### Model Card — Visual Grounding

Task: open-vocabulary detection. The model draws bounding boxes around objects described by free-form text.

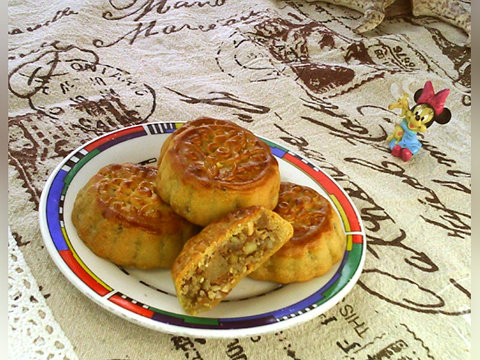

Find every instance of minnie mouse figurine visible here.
[386,81,451,161]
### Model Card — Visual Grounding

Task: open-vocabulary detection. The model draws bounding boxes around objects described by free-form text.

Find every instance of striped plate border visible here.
[43,122,365,330]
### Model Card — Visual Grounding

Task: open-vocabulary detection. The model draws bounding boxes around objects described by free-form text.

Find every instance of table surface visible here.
[8,1,471,359]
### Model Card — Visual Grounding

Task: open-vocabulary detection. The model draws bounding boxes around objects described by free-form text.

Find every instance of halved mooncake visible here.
[171,206,293,315]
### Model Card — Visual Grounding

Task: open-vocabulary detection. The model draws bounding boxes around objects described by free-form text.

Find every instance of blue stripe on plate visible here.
[46,169,69,251]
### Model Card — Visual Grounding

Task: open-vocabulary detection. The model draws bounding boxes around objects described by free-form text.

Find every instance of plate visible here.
[39,122,366,338]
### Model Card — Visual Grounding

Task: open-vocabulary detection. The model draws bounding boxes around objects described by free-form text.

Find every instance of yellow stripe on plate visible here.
[346,234,353,251]
[329,194,351,233]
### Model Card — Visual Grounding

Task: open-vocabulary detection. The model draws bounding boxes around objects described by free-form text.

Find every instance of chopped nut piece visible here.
[243,241,257,254]
[247,222,254,236]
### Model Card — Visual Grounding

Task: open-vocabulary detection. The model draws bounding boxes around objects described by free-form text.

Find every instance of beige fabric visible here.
[8,0,470,359]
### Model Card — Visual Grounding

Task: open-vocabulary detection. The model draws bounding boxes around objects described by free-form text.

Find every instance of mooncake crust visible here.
[156,118,280,226]
[249,182,346,283]
[71,163,199,270]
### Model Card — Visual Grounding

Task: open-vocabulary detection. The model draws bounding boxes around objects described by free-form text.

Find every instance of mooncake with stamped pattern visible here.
[249,182,346,283]
[155,118,280,226]
[72,163,199,270]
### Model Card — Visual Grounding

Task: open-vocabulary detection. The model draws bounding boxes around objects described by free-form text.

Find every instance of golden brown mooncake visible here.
[71,163,199,270]
[171,206,294,315]
[249,182,346,283]
[155,117,280,226]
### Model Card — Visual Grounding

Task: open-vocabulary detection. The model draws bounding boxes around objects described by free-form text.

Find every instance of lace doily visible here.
[8,229,78,360]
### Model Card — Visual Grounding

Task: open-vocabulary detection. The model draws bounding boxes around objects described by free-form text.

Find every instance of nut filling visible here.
[182,224,277,312]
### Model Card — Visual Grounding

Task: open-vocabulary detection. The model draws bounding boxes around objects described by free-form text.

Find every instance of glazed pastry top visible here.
[92,163,185,233]
[166,118,278,187]
[274,182,332,246]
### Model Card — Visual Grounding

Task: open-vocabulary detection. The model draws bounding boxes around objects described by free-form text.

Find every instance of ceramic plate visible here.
[39,122,366,338]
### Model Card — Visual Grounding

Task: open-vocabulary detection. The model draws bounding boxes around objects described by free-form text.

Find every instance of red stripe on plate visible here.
[283,153,361,232]
[84,126,144,152]
[352,234,363,244]
[59,250,110,296]
[109,295,154,318]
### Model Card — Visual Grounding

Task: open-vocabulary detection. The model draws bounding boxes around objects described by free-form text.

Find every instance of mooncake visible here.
[249,182,346,283]
[155,117,280,226]
[72,163,199,270]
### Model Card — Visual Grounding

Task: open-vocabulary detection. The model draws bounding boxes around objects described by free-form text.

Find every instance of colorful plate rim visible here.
[38,121,366,338]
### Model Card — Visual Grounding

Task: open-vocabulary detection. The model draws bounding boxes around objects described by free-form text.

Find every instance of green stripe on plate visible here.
[316,243,363,304]
[261,138,288,153]
[63,150,100,192]
[149,306,219,325]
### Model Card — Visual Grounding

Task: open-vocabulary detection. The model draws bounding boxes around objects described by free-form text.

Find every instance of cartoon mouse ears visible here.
[414,81,452,127]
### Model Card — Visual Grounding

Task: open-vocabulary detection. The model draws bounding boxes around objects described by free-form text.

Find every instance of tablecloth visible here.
[8,0,471,359]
